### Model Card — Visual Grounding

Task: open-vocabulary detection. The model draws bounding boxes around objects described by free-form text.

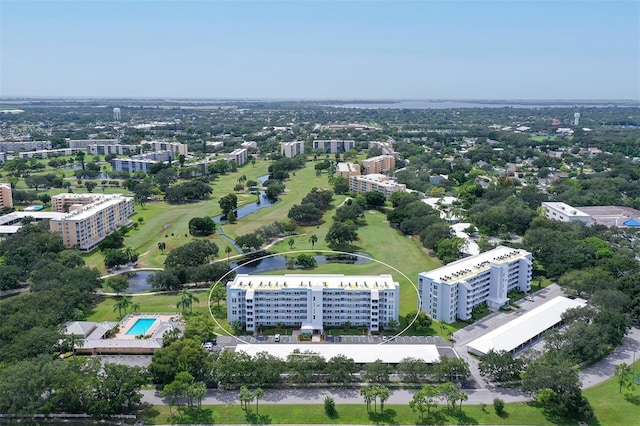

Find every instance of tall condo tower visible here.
[573,112,580,126]
[113,107,121,121]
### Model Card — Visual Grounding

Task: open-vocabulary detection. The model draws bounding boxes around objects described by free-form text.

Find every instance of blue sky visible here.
[1,0,638,99]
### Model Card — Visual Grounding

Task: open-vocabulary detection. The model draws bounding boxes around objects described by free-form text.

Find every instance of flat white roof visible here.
[420,246,529,284]
[466,296,587,356]
[542,202,590,218]
[235,344,440,364]
[228,273,397,291]
[52,195,132,222]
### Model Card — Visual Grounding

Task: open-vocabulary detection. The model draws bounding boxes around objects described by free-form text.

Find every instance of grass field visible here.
[140,359,640,425]
[265,209,441,317]
[80,161,271,273]
[225,161,334,240]
[142,401,556,425]
[583,359,640,425]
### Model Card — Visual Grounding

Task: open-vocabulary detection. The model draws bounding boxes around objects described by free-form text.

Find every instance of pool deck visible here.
[116,313,177,339]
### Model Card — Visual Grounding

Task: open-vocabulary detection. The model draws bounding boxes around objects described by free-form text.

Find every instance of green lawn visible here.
[584,359,640,425]
[142,362,640,425]
[85,291,211,322]
[79,161,270,272]
[266,209,441,317]
[226,160,333,239]
[142,402,556,425]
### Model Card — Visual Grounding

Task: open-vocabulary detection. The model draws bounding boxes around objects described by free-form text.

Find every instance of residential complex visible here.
[87,144,137,156]
[18,148,84,159]
[336,162,361,178]
[147,141,188,157]
[280,141,305,158]
[349,173,406,197]
[419,246,533,323]
[111,158,157,173]
[312,139,356,154]
[49,193,135,250]
[0,183,13,208]
[227,274,400,334]
[69,139,119,149]
[0,140,51,152]
[225,148,248,166]
[362,155,396,174]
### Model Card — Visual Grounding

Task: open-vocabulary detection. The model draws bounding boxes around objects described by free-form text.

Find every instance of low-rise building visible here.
[349,174,406,197]
[419,246,532,323]
[541,202,592,225]
[227,274,400,334]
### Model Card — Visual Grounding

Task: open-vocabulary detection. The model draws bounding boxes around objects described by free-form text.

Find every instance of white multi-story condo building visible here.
[225,148,248,166]
[0,152,6,164]
[0,183,13,208]
[349,174,406,197]
[69,139,119,149]
[49,193,135,250]
[312,139,356,154]
[112,158,157,173]
[87,144,137,156]
[362,155,396,174]
[18,148,84,159]
[541,202,592,225]
[0,140,51,152]
[148,141,188,157]
[227,274,400,334]
[280,141,305,158]
[419,246,532,324]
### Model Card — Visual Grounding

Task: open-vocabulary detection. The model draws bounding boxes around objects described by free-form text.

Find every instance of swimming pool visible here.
[126,318,157,336]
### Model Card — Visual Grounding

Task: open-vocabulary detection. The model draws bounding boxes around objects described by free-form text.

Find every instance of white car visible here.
[202,342,214,351]
[274,334,281,342]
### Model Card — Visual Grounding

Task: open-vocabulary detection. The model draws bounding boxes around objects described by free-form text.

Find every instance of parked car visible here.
[274,334,281,342]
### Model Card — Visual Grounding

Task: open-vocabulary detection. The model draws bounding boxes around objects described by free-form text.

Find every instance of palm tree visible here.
[113,296,133,318]
[309,234,318,249]
[177,289,200,315]
[253,388,264,414]
[130,302,141,313]
[288,239,295,249]
[158,241,166,253]
[225,245,232,261]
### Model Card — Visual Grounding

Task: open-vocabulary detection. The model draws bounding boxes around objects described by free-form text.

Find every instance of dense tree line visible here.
[0,357,148,416]
[150,339,470,390]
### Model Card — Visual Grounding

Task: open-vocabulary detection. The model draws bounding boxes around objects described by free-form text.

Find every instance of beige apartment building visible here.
[0,183,13,208]
[336,162,361,178]
[49,193,135,250]
[362,155,395,174]
[349,174,406,197]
